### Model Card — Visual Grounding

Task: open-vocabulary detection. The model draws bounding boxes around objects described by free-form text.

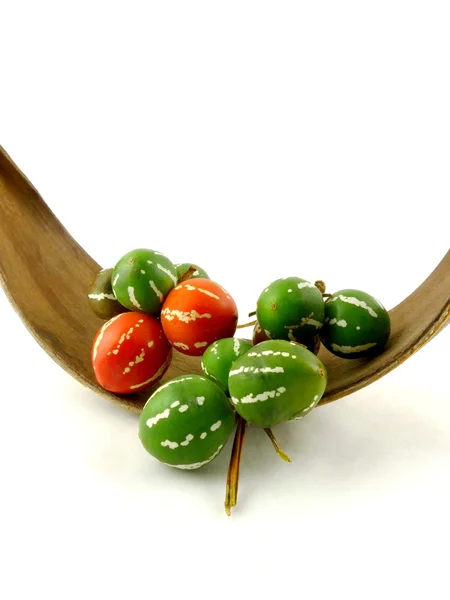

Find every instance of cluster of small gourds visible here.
[88,248,391,513]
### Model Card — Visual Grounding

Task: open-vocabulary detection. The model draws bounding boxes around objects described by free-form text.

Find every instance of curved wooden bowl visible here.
[1,146,449,415]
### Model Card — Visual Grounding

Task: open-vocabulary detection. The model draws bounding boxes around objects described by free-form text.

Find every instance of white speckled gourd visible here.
[175,263,210,280]
[256,277,325,344]
[201,337,253,393]
[88,267,128,320]
[112,248,177,315]
[139,375,236,469]
[228,339,327,428]
[320,289,391,358]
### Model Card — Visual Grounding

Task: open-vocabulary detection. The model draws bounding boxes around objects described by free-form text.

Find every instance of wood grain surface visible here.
[1,146,449,414]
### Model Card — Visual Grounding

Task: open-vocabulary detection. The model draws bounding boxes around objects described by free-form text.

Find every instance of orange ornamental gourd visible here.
[160,279,238,356]
[92,312,172,394]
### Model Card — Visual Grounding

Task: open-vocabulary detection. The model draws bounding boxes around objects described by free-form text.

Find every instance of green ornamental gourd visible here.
[201,337,253,393]
[112,248,177,315]
[228,339,327,428]
[89,246,394,514]
[320,289,391,358]
[256,277,325,344]
[88,268,127,320]
[139,375,236,469]
[175,263,210,280]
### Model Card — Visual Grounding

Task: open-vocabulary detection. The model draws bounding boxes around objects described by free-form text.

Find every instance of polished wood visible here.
[1,146,449,415]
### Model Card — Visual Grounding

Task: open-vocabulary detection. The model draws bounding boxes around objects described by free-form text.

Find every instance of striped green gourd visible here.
[201,337,253,393]
[228,339,327,428]
[320,289,390,358]
[175,263,210,281]
[256,277,324,344]
[139,375,236,469]
[112,248,177,315]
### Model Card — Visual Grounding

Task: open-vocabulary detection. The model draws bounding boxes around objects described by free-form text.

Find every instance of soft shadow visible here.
[72,378,450,515]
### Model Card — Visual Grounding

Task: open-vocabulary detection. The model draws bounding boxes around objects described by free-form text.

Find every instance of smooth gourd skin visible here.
[175,263,210,280]
[321,289,391,359]
[256,278,325,343]
[161,279,238,356]
[112,249,177,315]
[88,268,127,320]
[228,340,327,428]
[92,312,172,394]
[201,337,253,393]
[139,375,236,469]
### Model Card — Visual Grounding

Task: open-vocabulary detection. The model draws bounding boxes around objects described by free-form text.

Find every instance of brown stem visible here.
[314,280,326,295]
[264,428,291,462]
[178,265,198,283]
[248,310,256,318]
[237,319,257,329]
[225,416,248,516]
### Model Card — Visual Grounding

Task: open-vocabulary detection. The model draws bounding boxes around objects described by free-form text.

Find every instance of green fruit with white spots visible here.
[175,263,210,280]
[201,337,253,393]
[112,249,177,315]
[228,339,327,428]
[139,375,236,469]
[256,277,325,343]
[321,289,390,359]
[88,268,128,320]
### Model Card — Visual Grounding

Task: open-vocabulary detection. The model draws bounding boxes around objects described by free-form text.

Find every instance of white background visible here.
[1,2,449,599]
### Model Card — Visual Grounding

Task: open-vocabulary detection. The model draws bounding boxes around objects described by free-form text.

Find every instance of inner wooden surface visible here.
[1,146,449,415]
